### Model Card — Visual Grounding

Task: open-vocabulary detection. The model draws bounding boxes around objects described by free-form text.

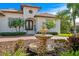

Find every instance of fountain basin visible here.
[35,34,53,40]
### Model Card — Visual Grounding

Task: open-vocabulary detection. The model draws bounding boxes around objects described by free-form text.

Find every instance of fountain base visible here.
[35,34,52,56]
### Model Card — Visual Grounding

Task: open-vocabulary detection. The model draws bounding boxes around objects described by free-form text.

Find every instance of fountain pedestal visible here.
[35,34,52,56]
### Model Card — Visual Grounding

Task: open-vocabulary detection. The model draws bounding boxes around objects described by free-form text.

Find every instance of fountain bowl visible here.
[35,34,53,40]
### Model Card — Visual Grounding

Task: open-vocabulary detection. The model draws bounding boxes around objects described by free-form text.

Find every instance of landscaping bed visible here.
[0,37,69,56]
[0,39,38,56]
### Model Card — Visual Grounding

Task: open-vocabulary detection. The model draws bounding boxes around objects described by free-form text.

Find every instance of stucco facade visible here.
[0,4,60,34]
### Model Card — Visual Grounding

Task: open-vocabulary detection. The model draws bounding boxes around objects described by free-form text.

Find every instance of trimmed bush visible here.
[47,32,58,35]
[58,34,73,37]
[36,32,58,35]
[0,32,26,36]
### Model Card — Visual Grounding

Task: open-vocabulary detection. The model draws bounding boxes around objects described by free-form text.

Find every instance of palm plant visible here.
[8,19,19,32]
[8,18,24,32]
[67,3,79,37]
[56,10,72,33]
[15,18,25,32]
[13,20,19,32]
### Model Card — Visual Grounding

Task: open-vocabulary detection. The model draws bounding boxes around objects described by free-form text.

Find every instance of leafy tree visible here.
[45,19,56,29]
[56,10,72,33]
[67,3,79,37]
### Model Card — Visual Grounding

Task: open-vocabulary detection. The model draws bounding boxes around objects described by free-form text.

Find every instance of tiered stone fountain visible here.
[35,23,53,56]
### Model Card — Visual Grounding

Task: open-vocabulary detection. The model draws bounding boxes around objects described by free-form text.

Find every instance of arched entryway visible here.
[25,18,36,35]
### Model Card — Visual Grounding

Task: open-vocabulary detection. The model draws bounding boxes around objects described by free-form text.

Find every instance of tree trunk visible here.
[19,26,20,32]
[15,27,17,32]
[73,16,77,37]
[15,28,17,32]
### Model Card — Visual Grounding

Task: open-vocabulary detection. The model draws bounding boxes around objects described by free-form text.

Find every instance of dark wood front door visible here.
[25,20,33,30]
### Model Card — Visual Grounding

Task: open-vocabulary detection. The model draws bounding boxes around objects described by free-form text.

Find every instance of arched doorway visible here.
[25,18,36,35]
[25,20,33,30]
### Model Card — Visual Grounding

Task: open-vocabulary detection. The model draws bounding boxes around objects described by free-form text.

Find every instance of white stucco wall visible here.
[35,17,60,33]
[22,7,40,34]
[0,7,39,34]
[0,6,60,34]
[48,20,60,33]
[23,7,39,19]
[0,13,26,32]
[0,13,60,34]
[35,17,46,32]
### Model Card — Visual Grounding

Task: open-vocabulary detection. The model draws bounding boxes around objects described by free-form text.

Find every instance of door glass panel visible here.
[30,21,32,29]
[25,20,33,30]
[26,21,29,30]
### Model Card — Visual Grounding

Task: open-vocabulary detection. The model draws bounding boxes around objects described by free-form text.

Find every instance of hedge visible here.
[58,34,73,37]
[0,32,26,36]
[36,32,58,35]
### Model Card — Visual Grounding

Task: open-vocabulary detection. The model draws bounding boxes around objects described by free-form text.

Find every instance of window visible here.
[25,20,33,30]
[29,10,33,14]
[8,18,15,28]
[8,18,24,28]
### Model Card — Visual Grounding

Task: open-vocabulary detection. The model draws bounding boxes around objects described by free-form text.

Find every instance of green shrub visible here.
[14,39,25,52]
[58,34,73,37]
[45,20,56,29]
[60,50,79,56]
[13,49,29,56]
[55,39,67,43]
[0,32,26,36]
[3,52,12,56]
[47,32,58,35]
[36,32,58,35]
[3,49,29,56]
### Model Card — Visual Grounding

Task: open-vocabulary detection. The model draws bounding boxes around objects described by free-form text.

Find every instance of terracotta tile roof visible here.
[1,10,23,14]
[21,4,41,9]
[0,4,40,14]
[0,4,55,18]
[0,10,55,18]
[0,11,5,16]
[0,9,18,11]
[35,13,56,18]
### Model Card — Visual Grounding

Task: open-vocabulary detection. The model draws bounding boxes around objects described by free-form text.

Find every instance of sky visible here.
[0,3,79,22]
[0,3,67,14]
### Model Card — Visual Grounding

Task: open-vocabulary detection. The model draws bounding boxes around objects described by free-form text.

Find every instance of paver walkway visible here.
[0,36,68,42]
[0,36,36,42]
